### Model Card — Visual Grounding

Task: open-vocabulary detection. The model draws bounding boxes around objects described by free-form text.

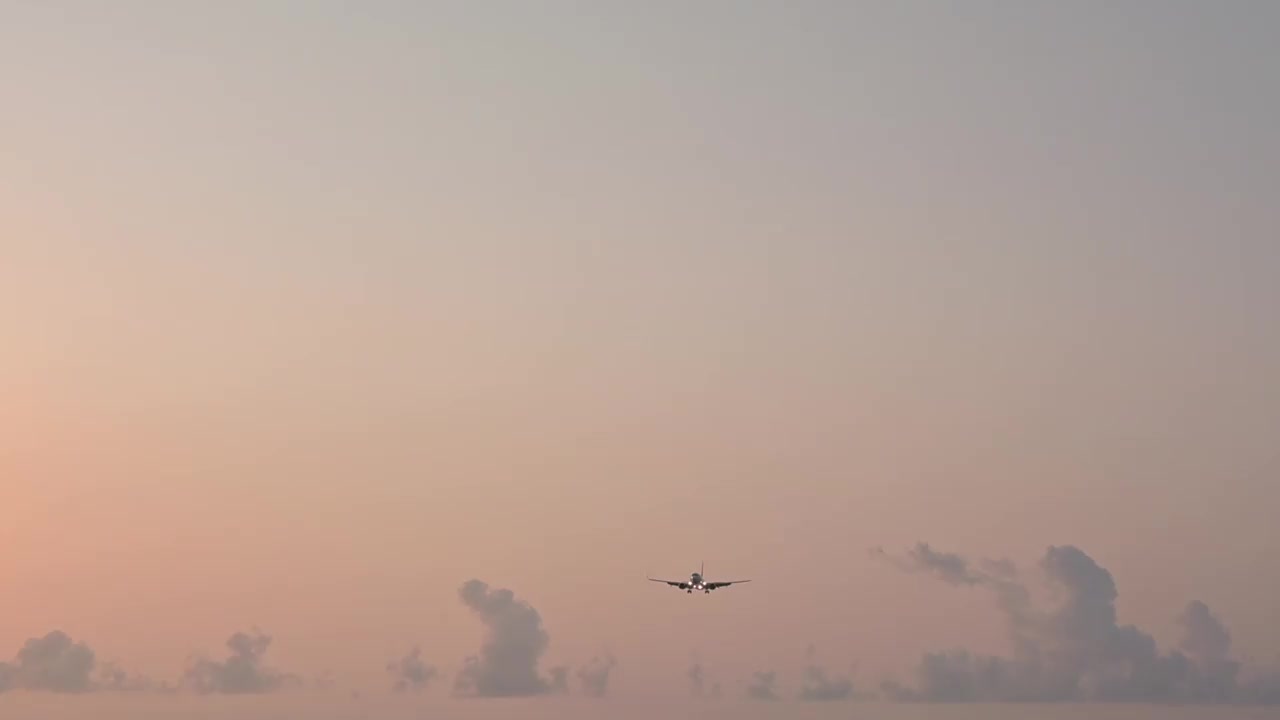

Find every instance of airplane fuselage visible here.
[682,572,710,593]
[648,563,749,594]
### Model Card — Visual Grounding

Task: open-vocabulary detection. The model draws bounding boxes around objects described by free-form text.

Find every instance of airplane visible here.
[648,562,751,594]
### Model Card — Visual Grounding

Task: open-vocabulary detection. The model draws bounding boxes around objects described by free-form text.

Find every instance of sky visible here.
[2,1,1279,717]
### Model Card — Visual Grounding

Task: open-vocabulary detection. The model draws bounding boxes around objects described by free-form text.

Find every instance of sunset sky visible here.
[2,1,1278,717]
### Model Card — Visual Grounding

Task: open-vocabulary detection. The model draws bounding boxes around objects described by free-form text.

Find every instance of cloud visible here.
[0,631,96,694]
[687,659,722,699]
[1238,669,1280,705]
[797,647,853,702]
[182,629,296,694]
[688,661,705,696]
[746,670,778,701]
[453,579,559,697]
[98,661,169,693]
[312,670,337,691]
[872,543,984,586]
[575,654,616,697]
[387,647,437,693]
[548,665,569,694]
[876,542,1280,705]
[1179,600,1231,663]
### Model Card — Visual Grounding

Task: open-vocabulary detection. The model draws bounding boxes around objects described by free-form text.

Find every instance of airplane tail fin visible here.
[701,560,704,577]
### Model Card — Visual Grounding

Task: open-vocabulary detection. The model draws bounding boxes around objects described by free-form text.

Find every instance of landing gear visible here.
[704,589,710,594]
[686,589,692,593]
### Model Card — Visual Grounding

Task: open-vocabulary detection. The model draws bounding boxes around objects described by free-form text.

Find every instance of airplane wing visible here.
[648,577,686,587]
[705,580,751,589]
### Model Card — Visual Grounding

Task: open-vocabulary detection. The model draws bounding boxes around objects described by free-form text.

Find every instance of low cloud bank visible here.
[387,646,437,693]
[875,542,1280,705]
[746,670,778,701]
[688,659,722,698]
[183,629,297,694]
[798,647,854,702]
[576,654,616,697]
[0,630,172,694]
[99,661,171,693]
[0,631,96,693]
[454,579,561,697]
